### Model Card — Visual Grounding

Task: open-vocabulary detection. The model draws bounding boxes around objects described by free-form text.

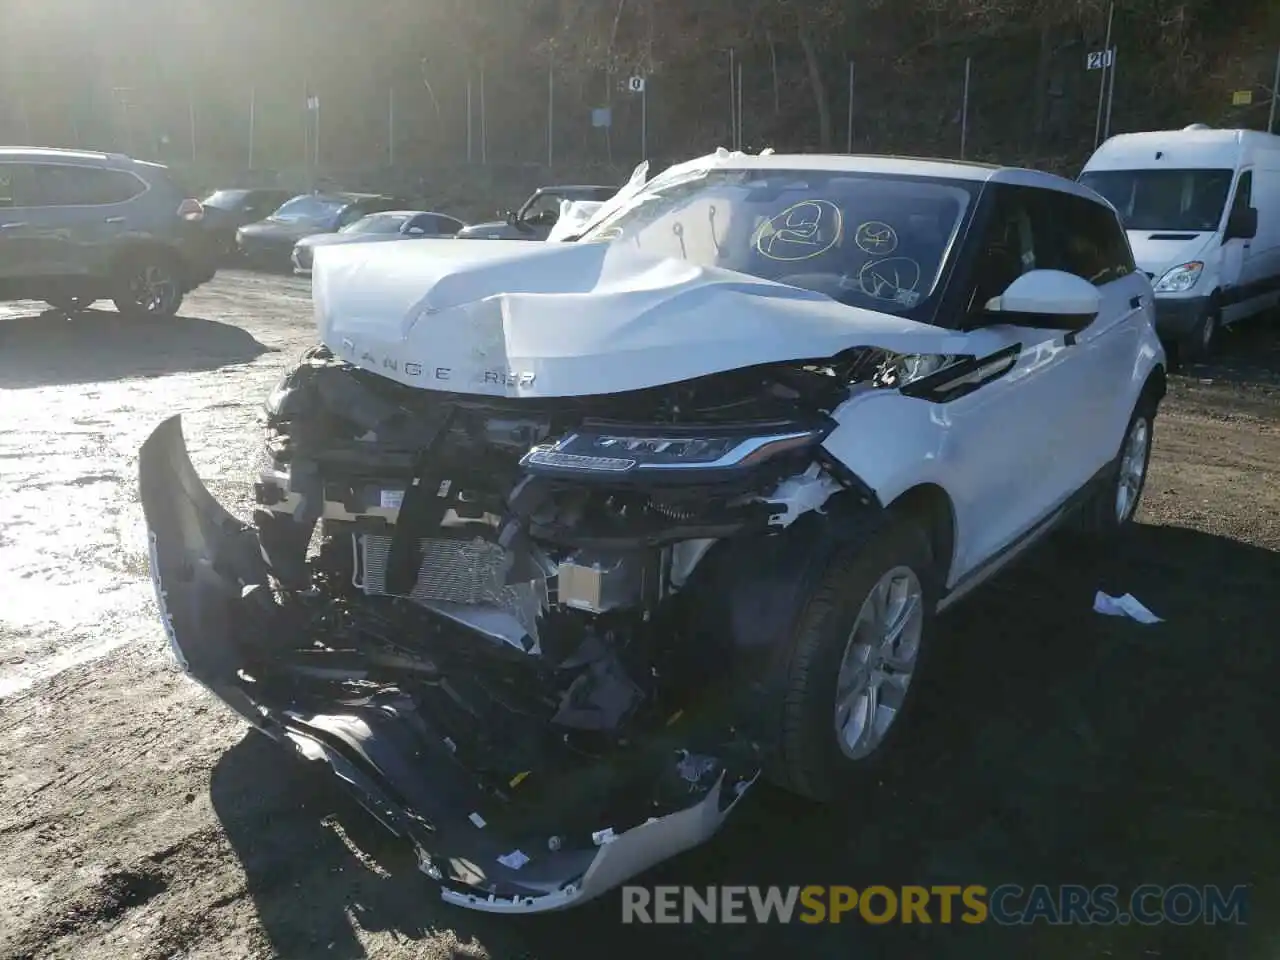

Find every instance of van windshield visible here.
[1079,168,1233,232]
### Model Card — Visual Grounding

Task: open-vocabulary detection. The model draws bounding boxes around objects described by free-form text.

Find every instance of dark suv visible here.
[0,148,218,318]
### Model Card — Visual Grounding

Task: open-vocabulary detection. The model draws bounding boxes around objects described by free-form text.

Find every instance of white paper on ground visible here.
[497,850,530,870]
[1093,591,1163,625]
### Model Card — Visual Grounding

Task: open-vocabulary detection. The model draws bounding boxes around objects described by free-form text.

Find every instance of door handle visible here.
[1130,296,1143,309]
[104,216,126,224]
[0,222,28,230]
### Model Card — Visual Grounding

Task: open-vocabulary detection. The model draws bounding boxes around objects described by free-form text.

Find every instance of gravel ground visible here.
[1,273,1278,959]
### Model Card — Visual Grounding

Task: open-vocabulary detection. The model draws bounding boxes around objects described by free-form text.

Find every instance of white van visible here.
[1079,125,1280,357]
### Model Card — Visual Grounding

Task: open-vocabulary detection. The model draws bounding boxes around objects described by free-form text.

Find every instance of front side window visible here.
[578,168,977,318]
[1229,171,1253,217]
[1079,168,1233,233]
[521,192,564,225]
[339,213,410,235]
[964,186,1135,316]
[1043,192,1136,286]
[202,189,251,210]
[269,195,347,225]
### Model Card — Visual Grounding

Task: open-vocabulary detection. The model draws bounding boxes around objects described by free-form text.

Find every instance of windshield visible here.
[201,189,251,210]
[1079,169,1233,232]
[578,169,974,314]
[269,195,347,225]
[339,213,410,234]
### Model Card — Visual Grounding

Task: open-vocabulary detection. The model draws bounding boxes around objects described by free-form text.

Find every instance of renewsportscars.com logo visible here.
[621,884,1249,926]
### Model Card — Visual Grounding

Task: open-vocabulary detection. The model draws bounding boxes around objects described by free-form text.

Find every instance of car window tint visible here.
[1031,191,1136,286]
[967,186,1133,312]
[1229,171,1253,215]
[0,164,17,207]
[27,165,145,206]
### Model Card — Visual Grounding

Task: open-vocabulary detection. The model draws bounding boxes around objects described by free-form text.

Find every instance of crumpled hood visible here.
[1126,230,1215,278]
[312,238,970,398]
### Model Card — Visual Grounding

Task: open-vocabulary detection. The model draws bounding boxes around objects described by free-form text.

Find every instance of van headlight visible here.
[1153,261,1204,293]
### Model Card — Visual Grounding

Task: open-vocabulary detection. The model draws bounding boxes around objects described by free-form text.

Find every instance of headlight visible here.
[1153,261,1204,293]
[520,423,830,481]
[265,371,298,418]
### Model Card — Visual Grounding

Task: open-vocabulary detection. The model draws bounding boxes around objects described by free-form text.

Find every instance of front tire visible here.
[1179,299,1219,363]
[771,516,938,802]
[113,256,184,320]
[1074,399,1155,538]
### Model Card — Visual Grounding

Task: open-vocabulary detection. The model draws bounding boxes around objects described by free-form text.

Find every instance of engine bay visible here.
[236,343,922,839]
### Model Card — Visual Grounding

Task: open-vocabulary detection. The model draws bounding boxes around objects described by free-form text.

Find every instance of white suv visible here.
[140,152,1166,914]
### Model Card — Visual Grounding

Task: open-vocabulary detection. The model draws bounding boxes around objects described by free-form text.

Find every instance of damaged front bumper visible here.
[139,415,756,914]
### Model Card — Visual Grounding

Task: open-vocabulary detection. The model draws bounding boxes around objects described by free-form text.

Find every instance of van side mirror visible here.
[978,269,1100,331]
[1224,206,1257,242]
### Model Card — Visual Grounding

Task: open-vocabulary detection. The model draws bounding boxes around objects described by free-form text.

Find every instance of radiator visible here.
[355,534,544,645]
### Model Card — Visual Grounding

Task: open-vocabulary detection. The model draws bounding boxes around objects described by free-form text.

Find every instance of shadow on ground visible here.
[210,523,1279,959]
[0,307,272,387]
[1176,313,1280,387]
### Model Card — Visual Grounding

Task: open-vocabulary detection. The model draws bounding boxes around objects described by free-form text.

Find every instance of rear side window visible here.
[0,165,15,207]
[27,165,146,207]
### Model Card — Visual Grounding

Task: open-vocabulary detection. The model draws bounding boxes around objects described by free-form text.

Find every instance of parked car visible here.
[199,188,295,259]
[292,210,466,275]
[0,147,217,318]
[455,184,618,240]
[140,152,1166,914]
[236,192,409,269]
[1080,124,1280,359]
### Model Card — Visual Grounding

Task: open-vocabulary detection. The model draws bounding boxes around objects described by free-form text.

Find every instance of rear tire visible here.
[45,296,96,314]
[769,515,939,802]
[113,255,184,320]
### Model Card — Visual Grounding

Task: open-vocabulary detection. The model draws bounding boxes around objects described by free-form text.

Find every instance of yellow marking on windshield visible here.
[753,200,844,261]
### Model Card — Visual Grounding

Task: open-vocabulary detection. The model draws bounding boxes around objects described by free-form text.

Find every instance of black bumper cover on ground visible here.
[138,414,753,914]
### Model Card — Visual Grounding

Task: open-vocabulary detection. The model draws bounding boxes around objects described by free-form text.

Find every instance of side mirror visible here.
[980,269,1101,331]
[407,226,426,235]
[1224,206,1257,242]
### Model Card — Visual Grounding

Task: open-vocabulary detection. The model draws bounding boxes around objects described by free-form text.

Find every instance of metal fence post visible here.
[736,61,743,150]
[1094,1,1115,148]
[480,64,487,164]
[641,78,648,161]
[1269,48,1280,134]
[388,87,395,167]
[248,87,256,169]
[846,60,855,153]
[729,48,736,150]
[548,59,554,168]
[960,57,971,160]
[1103,47,1118,140]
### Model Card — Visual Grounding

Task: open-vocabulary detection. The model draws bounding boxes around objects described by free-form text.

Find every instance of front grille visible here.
[355,534,543,643]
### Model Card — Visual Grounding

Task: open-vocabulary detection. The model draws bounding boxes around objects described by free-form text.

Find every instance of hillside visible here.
[2,0,1278,199]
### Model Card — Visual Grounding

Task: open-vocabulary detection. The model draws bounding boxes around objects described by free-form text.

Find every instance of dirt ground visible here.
[1,273,1279,959]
